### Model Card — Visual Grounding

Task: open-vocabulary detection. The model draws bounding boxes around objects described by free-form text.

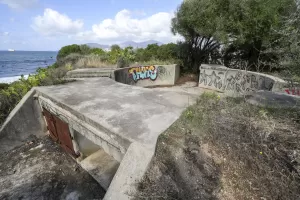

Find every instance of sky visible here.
[0,0,183,51]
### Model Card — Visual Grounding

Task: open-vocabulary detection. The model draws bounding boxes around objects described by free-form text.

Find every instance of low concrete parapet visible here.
[199,64,288,96]
[66,68,116,78]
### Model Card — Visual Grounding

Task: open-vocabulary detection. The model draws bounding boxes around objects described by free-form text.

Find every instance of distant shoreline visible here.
[0,50,58,52]
[0,75,30,84]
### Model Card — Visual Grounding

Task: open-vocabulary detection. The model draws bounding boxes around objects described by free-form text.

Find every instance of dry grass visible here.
[73,55,113,69]
[135,92,300,200]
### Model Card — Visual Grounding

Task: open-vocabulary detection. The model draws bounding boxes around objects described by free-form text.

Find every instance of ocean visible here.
[0,51,57,83]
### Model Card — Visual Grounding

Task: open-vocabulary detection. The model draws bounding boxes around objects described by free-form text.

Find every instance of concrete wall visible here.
[73,129,101,157]
[114,65,180,87]
[199,64,287,96]
[0,88,47,152]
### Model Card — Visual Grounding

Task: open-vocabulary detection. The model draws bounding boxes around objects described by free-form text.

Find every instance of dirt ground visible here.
[135,93,300,200]
[0,136,105,200]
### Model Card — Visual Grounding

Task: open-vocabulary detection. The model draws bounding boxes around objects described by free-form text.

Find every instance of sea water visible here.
[0,51,57,83]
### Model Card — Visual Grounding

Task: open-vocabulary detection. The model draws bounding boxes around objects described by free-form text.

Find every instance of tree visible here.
[172,0,220,72]
[110,44,121,52]
[157,43,178,61]
[276,0,300,77]
[172,0,296,71]
[109,44,122,63]
[216,0,296,71]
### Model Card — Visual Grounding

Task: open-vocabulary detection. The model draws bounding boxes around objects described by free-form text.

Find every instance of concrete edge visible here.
[104,142,155,200]
[0,87,47,152]
[0,88,36,131]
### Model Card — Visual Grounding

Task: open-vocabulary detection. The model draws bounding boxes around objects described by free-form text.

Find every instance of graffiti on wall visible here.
[284,80,300,96]
[128,66,158,82]
[199,69,274,93]
[157,66,170,79]
[285,89,300,96]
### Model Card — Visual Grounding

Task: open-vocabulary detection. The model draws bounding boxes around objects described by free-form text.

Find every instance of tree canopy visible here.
[172,0,298,71]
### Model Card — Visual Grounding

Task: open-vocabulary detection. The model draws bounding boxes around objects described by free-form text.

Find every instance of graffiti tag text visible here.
[128,66,158,82]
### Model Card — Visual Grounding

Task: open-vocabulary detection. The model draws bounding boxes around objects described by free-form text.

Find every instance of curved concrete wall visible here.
[114,64,180,87]
[199,64,287,96]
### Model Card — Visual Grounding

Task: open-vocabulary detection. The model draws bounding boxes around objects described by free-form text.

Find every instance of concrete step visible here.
[66,68,116,78]
[80,149,120,190]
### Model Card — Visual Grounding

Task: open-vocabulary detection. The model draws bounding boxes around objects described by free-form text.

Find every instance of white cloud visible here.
[0,0,38,9]
[0,32,9,36]
[10,18,15,22]
[31,8,84,36]
[75,9,181,43]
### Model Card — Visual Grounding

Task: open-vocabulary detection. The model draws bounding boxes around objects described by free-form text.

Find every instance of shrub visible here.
[0,83,9,90]
[56,44,82,61]
[0,64,71,125]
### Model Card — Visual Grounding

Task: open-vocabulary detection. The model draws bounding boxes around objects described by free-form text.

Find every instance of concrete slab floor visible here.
[0,136,105,200]
[36,78,205,147]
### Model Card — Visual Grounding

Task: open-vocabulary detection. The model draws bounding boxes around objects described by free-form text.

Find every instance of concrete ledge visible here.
[66,68,116,78]
[0,88,46,153]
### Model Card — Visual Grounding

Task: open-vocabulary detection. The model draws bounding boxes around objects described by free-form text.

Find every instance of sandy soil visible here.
[0,136,105,200]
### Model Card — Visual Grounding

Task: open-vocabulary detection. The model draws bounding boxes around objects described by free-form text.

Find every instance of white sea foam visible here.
[0,75,29,84]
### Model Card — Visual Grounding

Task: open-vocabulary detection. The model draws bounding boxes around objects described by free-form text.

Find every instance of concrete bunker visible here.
[37,94,124,191]
[0,64,196,199]
[0,88,123,191]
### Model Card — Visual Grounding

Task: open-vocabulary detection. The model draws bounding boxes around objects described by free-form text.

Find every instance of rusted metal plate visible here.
[42,108,58,142]
[42,107,78,158]
[55,117,78,157]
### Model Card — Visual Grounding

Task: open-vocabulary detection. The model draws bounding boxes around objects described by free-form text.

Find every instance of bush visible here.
[56,44,82,61]
[0,64,70,125]
[0,83,9,90]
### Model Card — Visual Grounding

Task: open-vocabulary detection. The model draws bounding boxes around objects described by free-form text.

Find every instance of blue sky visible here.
[0,0,183,51]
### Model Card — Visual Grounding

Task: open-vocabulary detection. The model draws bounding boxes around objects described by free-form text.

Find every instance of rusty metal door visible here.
[43,108,78,157]
[43,108,59,142]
